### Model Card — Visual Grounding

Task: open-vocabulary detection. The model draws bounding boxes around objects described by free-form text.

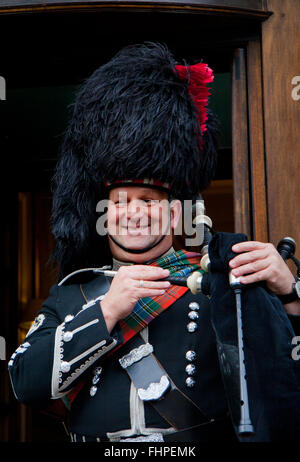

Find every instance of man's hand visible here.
[100,265,170,333]
[229,241,295,295]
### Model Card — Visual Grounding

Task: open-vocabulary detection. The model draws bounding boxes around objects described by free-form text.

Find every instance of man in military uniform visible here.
[8,43,300,442]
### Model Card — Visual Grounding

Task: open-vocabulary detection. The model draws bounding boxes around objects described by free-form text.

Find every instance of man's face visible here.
[107,186,172,252]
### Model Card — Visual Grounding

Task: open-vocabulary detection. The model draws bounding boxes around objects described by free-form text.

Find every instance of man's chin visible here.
[111,235,157,251]
[122,238,152,250]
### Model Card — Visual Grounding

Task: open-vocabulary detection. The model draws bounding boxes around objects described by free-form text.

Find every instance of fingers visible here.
[117,265,170,281]
[136,287,169,298]
[230,242,278,269]
[230,258,269,278]
[229,241,276,284]
[229,241,295,293]
[230,242,278,279]
[230,248,269,268]
[232,241,268,252]
[237,268,270,285]
[110,265,171,299]
[135,279,171,290]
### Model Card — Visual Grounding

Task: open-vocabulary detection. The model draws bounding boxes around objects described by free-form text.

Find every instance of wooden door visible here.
[231,44,268,242]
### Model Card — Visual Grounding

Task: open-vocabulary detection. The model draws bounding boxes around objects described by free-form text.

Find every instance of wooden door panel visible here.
[232,47,251,237]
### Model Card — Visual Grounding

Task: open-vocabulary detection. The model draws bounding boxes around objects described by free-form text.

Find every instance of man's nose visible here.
[126,199,146,218]
[127,199,143,215]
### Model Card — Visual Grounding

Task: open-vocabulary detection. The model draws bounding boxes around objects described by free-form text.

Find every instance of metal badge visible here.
[25,314,45,338]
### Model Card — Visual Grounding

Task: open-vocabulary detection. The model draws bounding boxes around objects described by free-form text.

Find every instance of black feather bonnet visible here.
[51,42,220,278]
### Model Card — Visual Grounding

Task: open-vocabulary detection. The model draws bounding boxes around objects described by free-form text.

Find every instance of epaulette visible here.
[58,266,111,286]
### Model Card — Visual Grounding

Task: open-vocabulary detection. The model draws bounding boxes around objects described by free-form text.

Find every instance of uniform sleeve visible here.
[8,283,120,405]
[287,313,300,336]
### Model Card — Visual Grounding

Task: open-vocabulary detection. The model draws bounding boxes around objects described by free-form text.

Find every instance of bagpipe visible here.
[46,200,300,440]
[93,201,300,438]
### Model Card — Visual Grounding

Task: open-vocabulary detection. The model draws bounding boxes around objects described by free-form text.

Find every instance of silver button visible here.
[188,311,199,320]
[63,331,73,342]
[60,361,71,373]
[64,314,74,323]
[185,377,195,388]
[92,375,100,385]
[185,350,196,361]
[90,386,98,397]
[93,366,103,376]
[189,302,200,311]
[187,322,198,333]
[185,364,196,376]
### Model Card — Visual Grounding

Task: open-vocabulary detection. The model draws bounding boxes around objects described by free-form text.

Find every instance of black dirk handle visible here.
[234,287,254,436]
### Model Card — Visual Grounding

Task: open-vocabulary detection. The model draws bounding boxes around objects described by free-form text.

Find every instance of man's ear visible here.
[170,199,182,230]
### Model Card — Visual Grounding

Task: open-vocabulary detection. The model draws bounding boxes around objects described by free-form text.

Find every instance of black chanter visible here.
[187,206,255,436]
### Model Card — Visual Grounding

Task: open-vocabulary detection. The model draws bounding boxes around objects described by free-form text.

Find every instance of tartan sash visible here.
[60,250,202,412]
[115,249,202,352]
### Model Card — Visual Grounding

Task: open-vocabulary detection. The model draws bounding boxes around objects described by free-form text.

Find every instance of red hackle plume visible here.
[175,63,214,134]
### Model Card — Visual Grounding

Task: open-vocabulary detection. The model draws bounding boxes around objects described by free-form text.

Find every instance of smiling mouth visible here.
[126,225,149,233]
[119,224,150,236]
[127,226,149,229]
